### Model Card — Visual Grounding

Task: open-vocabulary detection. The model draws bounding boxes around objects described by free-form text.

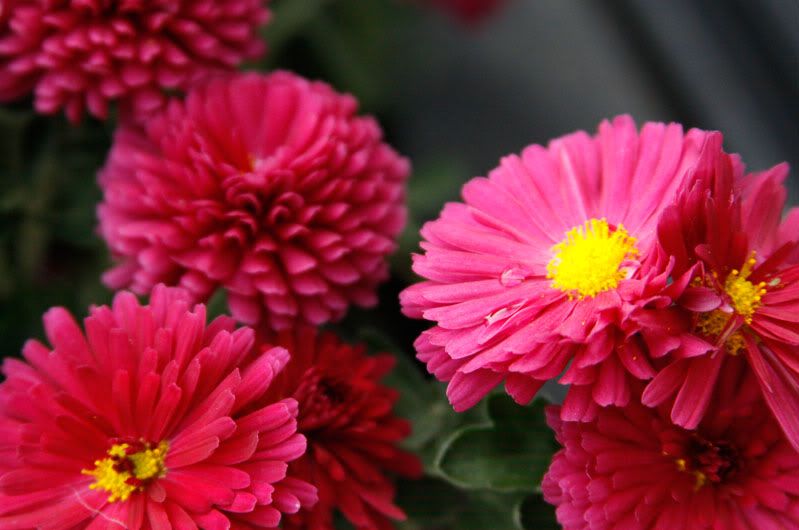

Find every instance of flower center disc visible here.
[82,441,169,502]
[546,218,638,298]
[724,256,766,323]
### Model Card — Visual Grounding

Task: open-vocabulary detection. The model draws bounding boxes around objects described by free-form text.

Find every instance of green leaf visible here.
[434,394,557,492]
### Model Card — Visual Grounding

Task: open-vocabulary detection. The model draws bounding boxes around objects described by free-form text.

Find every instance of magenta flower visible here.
[401,116,715,416]
[98,71,409,331]
[264,327,422,530]
[415,0,508,23]
[0,285,316,528]
[0,0,270,122]
[542,359,799,530]
[643,139,799,450]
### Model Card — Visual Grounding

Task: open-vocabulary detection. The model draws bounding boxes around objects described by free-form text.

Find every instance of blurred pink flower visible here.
[543,360,799,530]
[265,327,422,530]
[0,285,315,528]
[98,71,409,331]
[643,139,799,450]
[0,0,270,122]
[416,0,507,24]
[401,116,718,416]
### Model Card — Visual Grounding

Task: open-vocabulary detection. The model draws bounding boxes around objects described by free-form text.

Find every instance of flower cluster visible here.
[401,116,799,528]
[0,286,418,529]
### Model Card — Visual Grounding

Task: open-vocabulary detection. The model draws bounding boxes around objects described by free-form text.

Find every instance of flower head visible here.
[0,0,270,122]
[401,115,716,416]
[98,71,409,331]
[542,359,799,530]
[643,141,799,450]
[264,327,422,530]
[0,285,316,528]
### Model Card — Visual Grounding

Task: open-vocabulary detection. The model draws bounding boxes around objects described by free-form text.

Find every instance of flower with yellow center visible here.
[693,253,768,355]
[82,441,169,502]
[547,218,639,299]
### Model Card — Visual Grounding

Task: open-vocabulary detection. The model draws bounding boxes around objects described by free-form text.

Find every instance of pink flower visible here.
[542,359,799,530]
[643,139,799,450]
[0,285,316,528]
[401,115,715,416]
[415,0,507,23]
[0,0,270,122]
[264,327,422,530]
[98,71,409,331]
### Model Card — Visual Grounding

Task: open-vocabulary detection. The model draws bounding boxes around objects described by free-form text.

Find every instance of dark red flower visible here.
[264,327,422,530]
[643,141,799,451]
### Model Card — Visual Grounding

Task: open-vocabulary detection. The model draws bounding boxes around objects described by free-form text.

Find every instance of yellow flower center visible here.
[546,218,639,298]
[692,253,768,355]
[82,441,169,502]
[723,256,766,323]
[695,310,746,356]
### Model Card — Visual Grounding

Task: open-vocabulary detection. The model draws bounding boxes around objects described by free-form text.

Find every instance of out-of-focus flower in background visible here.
[98,71,409,332]
[0,0,270,122]
[265,327,422,530]
[0,285,316,528]
[413,0,508,24]
[542,359,799,530]
[401,116,717,417]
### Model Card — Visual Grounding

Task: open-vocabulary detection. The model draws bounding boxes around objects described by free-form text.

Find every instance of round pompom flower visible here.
[643,138,799,450]
[542,360,799,530]
[0,285,316,529]
[401,115,716,416]
[0,0,270,122]
[98,71,409,331]
[264,327,422,530]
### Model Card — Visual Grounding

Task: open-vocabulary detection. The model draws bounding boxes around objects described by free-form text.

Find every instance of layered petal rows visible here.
[401,115,716,416]
[0,285,316,528]
[0,0,271,122]
[98,71,409,331]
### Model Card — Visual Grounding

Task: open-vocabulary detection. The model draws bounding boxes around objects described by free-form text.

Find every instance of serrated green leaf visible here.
[434,395,557,492]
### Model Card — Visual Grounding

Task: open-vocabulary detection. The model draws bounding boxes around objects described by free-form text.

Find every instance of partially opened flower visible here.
[542,359,799,530]
[265,327,422,530]
[0,0,270,122]
[401,115,715,416]
[643,145,799,450]
[0,285,316,528]
[99,71,409,331]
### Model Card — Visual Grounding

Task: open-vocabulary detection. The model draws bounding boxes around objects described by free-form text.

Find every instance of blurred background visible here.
[0,1,796,527]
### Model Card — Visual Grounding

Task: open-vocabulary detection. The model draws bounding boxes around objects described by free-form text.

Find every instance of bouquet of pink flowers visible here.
[0,1,796,529]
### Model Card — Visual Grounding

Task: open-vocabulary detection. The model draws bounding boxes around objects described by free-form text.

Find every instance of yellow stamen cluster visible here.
[724,256,767,323]
[694,310,745,356]
[675,458,708,491]
[82,441,169,503]
[547,218,639,299]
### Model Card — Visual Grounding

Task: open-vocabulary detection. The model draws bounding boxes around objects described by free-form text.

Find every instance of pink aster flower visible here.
[264,327,422,530]
[0,0,270,122]
[542,359,799,530]
[401,115,717,416]
[0,285,316,528]
[642,138,799,450]
[98,71,409,331]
